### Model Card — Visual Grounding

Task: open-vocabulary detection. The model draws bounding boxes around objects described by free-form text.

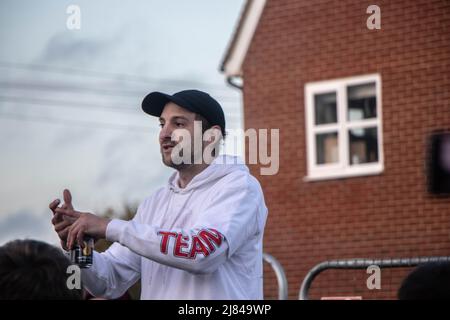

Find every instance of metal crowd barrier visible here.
[299,256,450,300]
[263,252,288,300]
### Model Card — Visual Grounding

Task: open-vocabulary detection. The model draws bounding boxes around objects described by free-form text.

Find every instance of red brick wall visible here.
[241,0,450,299]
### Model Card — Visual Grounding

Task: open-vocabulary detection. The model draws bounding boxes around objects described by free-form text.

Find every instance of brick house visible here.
[221,0,450,299]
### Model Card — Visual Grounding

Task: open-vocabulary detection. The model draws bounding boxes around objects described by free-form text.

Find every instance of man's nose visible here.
[159,124,172,142]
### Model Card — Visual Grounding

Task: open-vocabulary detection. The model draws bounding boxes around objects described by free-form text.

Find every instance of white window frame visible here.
[304,74,384,181]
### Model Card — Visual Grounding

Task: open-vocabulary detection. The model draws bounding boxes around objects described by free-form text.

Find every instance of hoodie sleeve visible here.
[106,220,229,275]
[81,242,141,299]
[105,175,261,274]
[194,174,263,259]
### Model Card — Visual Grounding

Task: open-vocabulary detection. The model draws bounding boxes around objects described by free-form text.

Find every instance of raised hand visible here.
[49,189,79,249]
[55,208,111,249]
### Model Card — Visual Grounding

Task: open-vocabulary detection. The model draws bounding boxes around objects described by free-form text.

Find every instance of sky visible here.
[0,0,245,245]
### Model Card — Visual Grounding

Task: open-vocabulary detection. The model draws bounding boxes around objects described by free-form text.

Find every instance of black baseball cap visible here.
[142,89,226,136]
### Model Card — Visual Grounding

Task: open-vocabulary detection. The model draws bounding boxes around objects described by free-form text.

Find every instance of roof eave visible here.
[220,0,267,78]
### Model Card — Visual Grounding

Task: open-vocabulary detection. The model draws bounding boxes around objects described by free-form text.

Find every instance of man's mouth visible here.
[161,143,175,153]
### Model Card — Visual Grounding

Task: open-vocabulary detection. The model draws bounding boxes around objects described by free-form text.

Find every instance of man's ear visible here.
[203,126,222,162]
[205,125,222,142]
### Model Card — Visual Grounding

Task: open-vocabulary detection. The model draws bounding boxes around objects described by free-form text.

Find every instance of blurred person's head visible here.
[0,239,82,299]
[398,261,450,300]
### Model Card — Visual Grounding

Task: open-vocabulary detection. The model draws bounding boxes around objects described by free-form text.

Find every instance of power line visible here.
[0,80,159,98]
[0,95,138,114]
[0,95,243,120]
[0,80,240,102]
[0,110,242,134]
[0,61,236,94]
[0,112,153,133]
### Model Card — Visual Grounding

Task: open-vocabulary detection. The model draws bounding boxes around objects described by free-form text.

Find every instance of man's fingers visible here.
[67,225,74,249]
[54,219,72,232]
[51,213,59,225]
[54,213,76,225]
[63,189,74,210]
[58,227,70,242]
[50,198,64,225]
[76,229,85,249]
[55,208,80,218]
[60,239,68,251]
[62,215,77,223]
[49,199,60,214]
[67,221,81,249]
[50,192,78,250]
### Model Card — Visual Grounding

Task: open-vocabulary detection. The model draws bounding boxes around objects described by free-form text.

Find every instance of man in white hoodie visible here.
[49,90,268,299]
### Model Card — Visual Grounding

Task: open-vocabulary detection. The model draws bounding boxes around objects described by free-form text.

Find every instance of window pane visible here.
[316,132,339,164]
[349,127,378,164]
[347,83,376,121]
[314,92,337,125]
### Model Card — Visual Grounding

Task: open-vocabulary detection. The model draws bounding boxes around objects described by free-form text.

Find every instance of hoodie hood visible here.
[167,155,248,194]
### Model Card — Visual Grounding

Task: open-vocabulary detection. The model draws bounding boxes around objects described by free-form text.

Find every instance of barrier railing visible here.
[263,252,288,300]
[299,256,450,300]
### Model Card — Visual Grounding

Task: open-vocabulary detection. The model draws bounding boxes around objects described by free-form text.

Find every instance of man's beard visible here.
[161,142,203,170]
[161,153,191,170]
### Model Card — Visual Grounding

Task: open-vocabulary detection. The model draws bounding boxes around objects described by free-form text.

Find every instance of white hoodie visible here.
[81,155,268,299]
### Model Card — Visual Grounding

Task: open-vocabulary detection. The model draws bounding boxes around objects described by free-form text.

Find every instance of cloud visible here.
[37,31,120,66]
[0,209,59,246]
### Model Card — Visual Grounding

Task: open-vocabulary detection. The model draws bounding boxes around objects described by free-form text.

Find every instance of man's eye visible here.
[176,122,185,127]
[159,123,164,128]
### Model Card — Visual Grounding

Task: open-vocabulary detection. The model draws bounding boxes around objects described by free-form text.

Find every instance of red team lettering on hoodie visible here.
[158,229,224,259]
